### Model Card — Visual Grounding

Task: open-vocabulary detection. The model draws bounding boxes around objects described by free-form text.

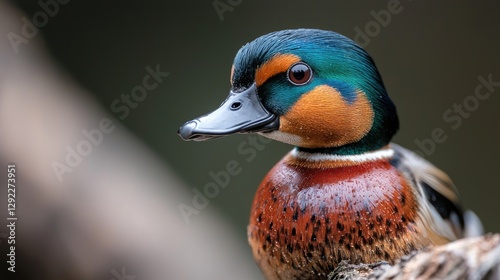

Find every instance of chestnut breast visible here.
[248,154,432,280]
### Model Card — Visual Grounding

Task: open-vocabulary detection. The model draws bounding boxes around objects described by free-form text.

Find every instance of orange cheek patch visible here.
[255,54,301,87]
[280,85,374,148]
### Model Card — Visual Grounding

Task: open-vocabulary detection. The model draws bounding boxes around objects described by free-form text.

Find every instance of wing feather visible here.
[390,143,469,240]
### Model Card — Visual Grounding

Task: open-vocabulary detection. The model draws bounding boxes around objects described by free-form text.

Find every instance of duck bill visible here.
[178,83,279,141]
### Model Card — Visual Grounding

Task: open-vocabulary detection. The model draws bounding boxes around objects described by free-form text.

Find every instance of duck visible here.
[178,28,482,280]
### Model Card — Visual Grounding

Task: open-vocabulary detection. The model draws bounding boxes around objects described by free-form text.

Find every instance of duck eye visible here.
[287,62,312,85]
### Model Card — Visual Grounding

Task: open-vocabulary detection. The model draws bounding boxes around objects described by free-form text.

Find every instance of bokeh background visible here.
[1,1,499,279]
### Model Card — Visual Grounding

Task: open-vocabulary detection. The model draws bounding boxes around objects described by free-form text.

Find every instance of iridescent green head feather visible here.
[179,29,399,155]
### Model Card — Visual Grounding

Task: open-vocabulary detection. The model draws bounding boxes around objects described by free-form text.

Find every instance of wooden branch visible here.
[328,234,500,280]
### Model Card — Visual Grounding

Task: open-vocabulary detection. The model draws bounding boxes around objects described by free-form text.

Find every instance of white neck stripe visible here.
[291,148,394,162]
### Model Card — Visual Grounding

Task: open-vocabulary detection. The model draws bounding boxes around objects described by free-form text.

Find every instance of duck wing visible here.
[390,143,483,240]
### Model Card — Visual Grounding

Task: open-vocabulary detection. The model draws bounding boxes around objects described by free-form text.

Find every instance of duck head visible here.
[178,29,399,155]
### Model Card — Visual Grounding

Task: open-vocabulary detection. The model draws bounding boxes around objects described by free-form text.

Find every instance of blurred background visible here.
[0,1,499,279]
